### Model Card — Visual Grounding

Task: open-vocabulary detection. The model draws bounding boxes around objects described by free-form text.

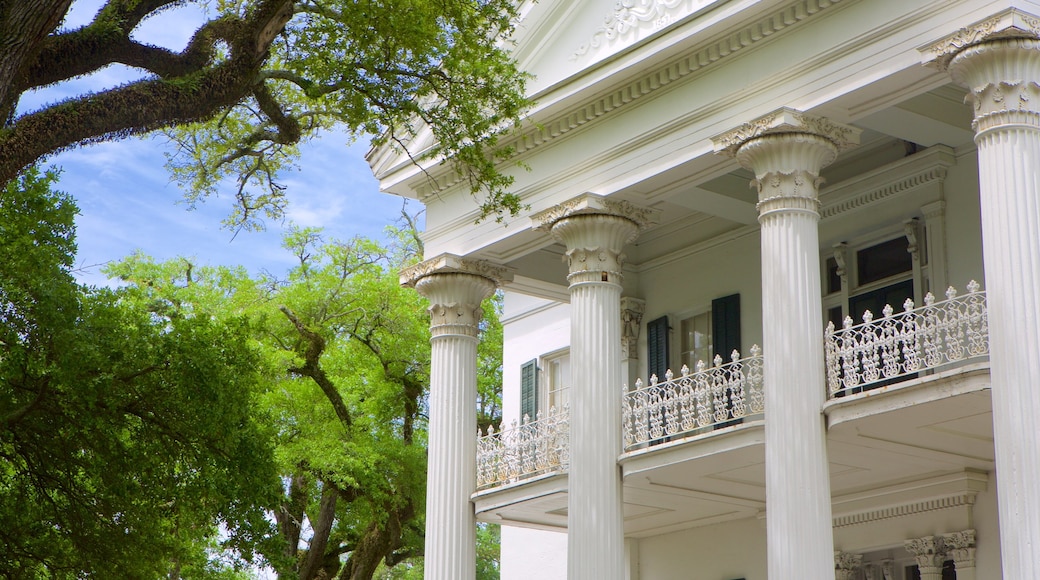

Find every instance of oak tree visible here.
[1,0,528,225]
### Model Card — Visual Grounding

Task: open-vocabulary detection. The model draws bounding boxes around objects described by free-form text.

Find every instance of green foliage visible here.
[162,0,530,230]
[0,168,283,577]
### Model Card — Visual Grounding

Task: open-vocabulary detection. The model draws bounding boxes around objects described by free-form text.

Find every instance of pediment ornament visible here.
[573,0,716,59]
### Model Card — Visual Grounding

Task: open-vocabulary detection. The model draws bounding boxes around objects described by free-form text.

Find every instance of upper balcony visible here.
[474,283,993,536]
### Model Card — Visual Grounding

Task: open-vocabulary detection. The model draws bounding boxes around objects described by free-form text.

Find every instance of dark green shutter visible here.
[646,315,669,381]
[520,359,538,420]
[712,294,741,360]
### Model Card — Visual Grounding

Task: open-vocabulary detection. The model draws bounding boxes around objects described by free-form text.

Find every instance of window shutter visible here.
[646,315,670,381]
[520,359,538,420]
[712,294,741,360]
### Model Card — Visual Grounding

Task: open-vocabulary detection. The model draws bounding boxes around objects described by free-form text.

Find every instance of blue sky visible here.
[20,1,413,287]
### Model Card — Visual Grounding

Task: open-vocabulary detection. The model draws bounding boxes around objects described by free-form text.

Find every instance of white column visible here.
[401,255,511,580]
[924,14,1040,577]
[713,109,860,580]
[905,536,946,580]
[532,194,657,580]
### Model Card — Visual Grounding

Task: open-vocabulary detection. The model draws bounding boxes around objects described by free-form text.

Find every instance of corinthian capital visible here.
[400,253,512,337]
[920,8,1040,70]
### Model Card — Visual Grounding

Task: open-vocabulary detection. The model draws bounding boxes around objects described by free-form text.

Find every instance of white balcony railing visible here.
[622,347,764,451]
[476,407,569,490]
[825,281,988,398]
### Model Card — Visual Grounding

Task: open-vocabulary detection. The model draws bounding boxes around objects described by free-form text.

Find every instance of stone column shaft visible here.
[714,109,860,580]
[941,29,1040,578]
[532,194,657,580]
[401,256,510,580]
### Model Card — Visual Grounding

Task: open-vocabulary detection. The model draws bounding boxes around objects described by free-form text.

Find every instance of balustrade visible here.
[476,407,570,490]
[621,347,764,451]
[825,281,988,397]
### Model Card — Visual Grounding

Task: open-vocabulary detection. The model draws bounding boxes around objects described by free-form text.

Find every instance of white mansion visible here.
[373,0,1040,578]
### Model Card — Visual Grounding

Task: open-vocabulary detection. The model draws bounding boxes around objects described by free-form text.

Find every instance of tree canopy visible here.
[0,168,283,578]
[1,0,529,225]
[103,218,504,579]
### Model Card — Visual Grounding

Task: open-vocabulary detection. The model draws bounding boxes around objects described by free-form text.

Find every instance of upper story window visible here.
[520,349,569,421]
[647,293,741,379]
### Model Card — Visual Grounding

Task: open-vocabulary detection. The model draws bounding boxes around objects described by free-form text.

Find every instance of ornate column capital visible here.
[620,297,646,359]
[946,37,1040,135]
[531,194,658,286]
[941,529,976,568]
[530,193,660,233]
[834,551,863,580]
[711,109,860,216]
[905,535,947,573]
[711,107,860,158]
[400,253,512,337]
[920,8,1040,71]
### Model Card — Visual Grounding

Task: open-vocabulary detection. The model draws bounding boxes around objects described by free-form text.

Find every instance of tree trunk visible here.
[298,483,338,580]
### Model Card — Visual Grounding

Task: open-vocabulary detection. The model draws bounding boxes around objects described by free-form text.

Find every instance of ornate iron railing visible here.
[622,347,764,451]
[476,407,569,490]
[825,281,988,398]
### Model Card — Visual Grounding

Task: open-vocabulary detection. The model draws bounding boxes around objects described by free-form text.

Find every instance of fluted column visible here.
[532,194,657,580]
[713,109,860,580]
[923,12,1040,577]
[905,536,946,580]
[401,255,511,580]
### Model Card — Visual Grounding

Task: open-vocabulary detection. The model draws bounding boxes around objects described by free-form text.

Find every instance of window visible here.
[543,351,570,412]
[681,311,711,371]
[519,351,570,421]
[648,293,741,374]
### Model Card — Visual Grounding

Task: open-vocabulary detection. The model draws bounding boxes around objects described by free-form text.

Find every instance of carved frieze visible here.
[711,108,860,158]
[573,0,720,59]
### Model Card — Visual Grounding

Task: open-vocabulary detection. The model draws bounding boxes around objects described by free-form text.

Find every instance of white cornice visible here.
[408,0,850,200]
[820,145,957,221]
[831,470,988,528]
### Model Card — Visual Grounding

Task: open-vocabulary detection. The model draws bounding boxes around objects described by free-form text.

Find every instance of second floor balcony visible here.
[474,283,993,536]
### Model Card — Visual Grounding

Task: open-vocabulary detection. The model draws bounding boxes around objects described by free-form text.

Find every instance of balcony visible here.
[475,283,992,535]
[824,281,988,398]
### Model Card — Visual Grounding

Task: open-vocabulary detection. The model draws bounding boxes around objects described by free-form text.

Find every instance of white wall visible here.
[638,517,767,580]
[501,526,568,580]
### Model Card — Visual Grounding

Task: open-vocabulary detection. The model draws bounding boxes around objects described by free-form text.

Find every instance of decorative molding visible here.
[399,253,514,289]
[864,560,894,580]
[904,536,946,572]
[711,108,861,158]
[832,493,977,528]
[820,166,949,221]
[941,529,977,568]
[412,0,848,198]
[920,8,1040,71]
[834,552,863,580]
[530,193,660,232]
[621,297,647,359]
[572,0,720,60]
